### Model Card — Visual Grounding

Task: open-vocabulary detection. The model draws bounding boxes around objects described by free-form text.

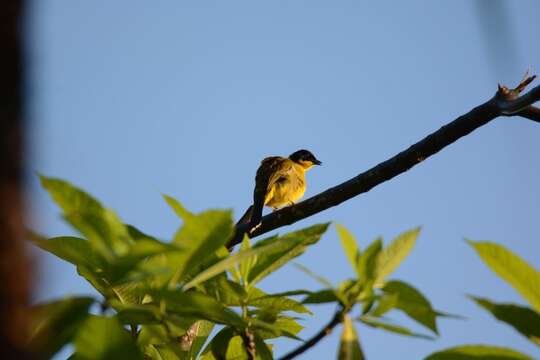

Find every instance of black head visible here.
[288,149,322,166]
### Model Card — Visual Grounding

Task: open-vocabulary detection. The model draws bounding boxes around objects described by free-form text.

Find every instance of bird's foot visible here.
[249,222,262,234]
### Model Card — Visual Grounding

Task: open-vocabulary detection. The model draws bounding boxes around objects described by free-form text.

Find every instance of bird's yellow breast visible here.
[264,163,306,209]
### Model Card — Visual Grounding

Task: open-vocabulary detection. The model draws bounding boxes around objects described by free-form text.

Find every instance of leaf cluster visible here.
[30,176,331,359]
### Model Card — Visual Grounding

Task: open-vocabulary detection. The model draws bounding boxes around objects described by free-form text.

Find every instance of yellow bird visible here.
[248,149,322,232]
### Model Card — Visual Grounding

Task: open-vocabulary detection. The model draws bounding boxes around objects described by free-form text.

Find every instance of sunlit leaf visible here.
[247,287,312,315]
[186,321,215,359]
[358,238,382,283]
[30,234,105,270]
[370,292,399,317]
[203,274,246,306]
[294,263,334,289]
[162,194,194,220]
[358,316,433,339]
[150,290,245,328]
[336,224,361,277]
[40,175,132,257]
[247,223,329,286]
[28,297,94,358]
[40,175,102,214]
[383,280,440,334]
[470,296,540,347]
[199,327,236,360]
[338,314,365,360]
[250,318,303,341]
[468,240,540,313]
[425,345,533,360]
[146,344,181,360]
[183,239,284,291]
[256,316,303,341]
[238,236,253,281]
[108,239,183,284]
[374,228,419,287]
[113,301,161,325]
[74,315,143,360]
[171,207,234,285]
[254,334,274,360]
[112,282,143,305]
[302,289,339,304]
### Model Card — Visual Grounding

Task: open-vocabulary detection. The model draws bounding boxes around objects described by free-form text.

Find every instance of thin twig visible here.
[278,306,346,360]
[227,74,540,249]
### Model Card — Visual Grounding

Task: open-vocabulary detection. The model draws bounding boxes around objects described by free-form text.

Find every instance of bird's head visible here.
[289,149,322,170]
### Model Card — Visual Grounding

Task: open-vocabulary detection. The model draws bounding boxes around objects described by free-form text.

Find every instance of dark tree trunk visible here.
[0,0,33,357]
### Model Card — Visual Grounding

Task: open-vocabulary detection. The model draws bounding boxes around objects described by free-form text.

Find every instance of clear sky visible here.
[26,1,540,359]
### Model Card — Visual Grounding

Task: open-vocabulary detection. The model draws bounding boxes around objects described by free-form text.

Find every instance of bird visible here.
[247,149,322,233]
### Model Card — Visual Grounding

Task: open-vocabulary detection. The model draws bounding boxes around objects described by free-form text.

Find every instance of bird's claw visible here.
[249,222,262,234]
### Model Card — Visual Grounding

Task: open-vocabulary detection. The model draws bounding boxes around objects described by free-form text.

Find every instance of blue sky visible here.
[26,1,540,359]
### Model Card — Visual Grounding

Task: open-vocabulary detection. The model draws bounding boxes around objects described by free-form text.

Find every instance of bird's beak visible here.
[313,159,322,166]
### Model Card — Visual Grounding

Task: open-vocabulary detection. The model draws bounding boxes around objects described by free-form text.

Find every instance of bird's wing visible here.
[249,157,292,231]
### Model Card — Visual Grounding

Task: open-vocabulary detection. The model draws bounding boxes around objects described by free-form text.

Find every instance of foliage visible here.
[425,241,540,359]
[30,176,446,359]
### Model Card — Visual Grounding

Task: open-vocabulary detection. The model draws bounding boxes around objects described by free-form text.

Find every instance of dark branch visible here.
[515,105,540,123]
[278,306,345,360]
[227,74,540,249]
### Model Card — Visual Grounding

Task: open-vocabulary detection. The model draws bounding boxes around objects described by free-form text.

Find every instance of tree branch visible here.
[514,105,540,123]
[278,306,345,360]
[227,74,540,249]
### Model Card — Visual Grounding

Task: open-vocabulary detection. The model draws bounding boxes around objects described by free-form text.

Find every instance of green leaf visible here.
[468,240,540,313]
[199,327,237,360]
[162,194,194,220]
[239,235,256,284]
[183,239,285,291]
[358,316,433,339]
[76,265,110,296]
[336,224,361,277]
[203,274,246,306]
[247,287,312,315]
[28,297,94,358]
[108,239,183,284]
[383,280,440,334]
[374,227,420,287]
[302,289,339,304]
[31,234,105,270]
[40,175,102,214]
[470,296,540,347]
[113,301,162,324]
[370,292,399,317]
[171,208,234,285]
[40,175,132,257]
[74,315,143,360]
[247,223,329,286]
[249,318,303,341]
[186,321,215,359]
[338,315,365,360]
[150,290,245,328]
[294,263,334,289]
[112,282,143,304]
[254,335,274,360]
[254,315,303,342]
[424,345,533,360]
[146,344,181,360]
[358,238,382,283]
[224,336,249,360]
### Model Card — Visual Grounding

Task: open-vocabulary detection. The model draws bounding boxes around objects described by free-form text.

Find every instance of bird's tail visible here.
[236,205,254,228]
[226,205,254,250]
